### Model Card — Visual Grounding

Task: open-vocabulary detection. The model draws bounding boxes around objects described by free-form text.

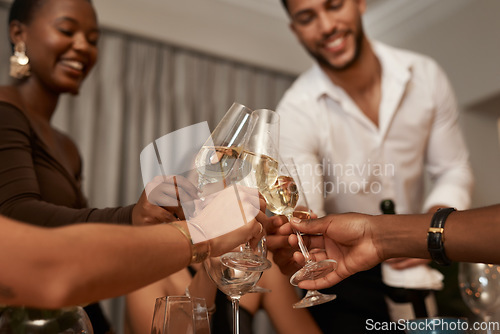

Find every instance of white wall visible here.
[460,95,500,208]
[372,0,500,107]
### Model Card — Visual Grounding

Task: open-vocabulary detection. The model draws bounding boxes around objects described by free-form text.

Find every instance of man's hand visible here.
[278,212,384,290]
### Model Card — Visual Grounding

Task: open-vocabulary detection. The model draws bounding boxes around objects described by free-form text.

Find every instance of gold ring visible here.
[258,223,263,235]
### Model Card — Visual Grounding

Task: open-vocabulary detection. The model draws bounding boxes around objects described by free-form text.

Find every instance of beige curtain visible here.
[0,3,294,332]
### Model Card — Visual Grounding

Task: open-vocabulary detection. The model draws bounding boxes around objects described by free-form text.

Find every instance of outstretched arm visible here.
[0,212,262,309]
[277,204,500,290]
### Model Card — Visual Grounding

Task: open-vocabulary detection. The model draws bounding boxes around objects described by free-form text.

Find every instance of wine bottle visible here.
[380,199,395,215]
[380,198,431,318]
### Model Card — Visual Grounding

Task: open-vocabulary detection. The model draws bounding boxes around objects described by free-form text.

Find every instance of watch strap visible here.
[427,207,456,266]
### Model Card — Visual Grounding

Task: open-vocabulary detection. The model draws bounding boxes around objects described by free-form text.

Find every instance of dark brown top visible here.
[0,101,133,226]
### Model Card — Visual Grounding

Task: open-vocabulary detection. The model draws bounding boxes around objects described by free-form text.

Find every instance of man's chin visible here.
[318,57,356,72]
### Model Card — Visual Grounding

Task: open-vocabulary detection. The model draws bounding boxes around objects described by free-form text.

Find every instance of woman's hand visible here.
[187,185,263,245]
[133,175,199,225]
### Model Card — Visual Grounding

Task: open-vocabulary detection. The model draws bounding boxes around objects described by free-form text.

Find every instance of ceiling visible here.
[2,0,498,106]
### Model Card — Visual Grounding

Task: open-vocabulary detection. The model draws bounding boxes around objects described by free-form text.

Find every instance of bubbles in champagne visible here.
[261,175,299,216]
[238,150,279,192]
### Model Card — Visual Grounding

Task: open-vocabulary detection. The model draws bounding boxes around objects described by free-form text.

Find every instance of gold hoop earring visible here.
[10,41,31,79]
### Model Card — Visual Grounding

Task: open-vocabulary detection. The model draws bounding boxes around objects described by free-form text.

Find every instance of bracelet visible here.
[170,222,210,264]
[427,207,456,266]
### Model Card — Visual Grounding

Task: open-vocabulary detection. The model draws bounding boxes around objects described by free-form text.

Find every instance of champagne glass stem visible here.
[231,296,241,334]
[295,232,313,263]
[233,184,252,252]
[287,214,313,263]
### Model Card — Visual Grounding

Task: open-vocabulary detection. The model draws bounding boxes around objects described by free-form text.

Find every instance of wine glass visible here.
[204,245,263,334]
[261,156,337,308]
[219,109,279,272]
[0,306,93,333]
[194,103,270,272]
[151,296,210,334]
[195,102,254,190]
[236,109,280,194]
[290,210,337,308]
[458,262,500,334]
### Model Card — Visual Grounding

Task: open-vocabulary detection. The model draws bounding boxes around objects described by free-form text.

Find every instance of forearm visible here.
[444,205,500,264]
[373,213,432,261]
[375,205,500,265]
[0,221,191,308]
[1,198,133,227]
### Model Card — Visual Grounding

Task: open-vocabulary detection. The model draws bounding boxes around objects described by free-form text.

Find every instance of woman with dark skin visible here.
[0,0,171,332]
[0,0,170,226]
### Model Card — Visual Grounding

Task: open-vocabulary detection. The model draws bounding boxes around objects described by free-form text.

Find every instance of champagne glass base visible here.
[293,290,337,308]
[290,259,337,286]
[220,252,272,272]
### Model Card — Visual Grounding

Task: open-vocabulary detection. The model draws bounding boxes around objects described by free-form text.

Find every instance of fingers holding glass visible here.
[264,156,337,308]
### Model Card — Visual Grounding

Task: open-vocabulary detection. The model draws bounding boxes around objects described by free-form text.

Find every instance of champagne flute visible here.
[458,262,500,334]
[203,231,264,334]
[290,210,337,309]
[195,102,253,190]
[219,109,279,272]
[236,109,280,194]
[261,156,337,308]
[194,103,270,272]
[187,183,264,334]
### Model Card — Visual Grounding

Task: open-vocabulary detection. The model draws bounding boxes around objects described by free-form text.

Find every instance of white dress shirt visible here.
[278,41,473,217]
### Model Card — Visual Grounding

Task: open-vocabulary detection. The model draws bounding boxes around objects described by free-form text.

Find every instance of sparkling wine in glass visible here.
[195,102,253,190]
[261,156,337,308]
[236,109,280,194]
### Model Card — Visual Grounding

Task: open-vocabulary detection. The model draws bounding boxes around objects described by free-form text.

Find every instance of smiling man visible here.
[271,0,473,332]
